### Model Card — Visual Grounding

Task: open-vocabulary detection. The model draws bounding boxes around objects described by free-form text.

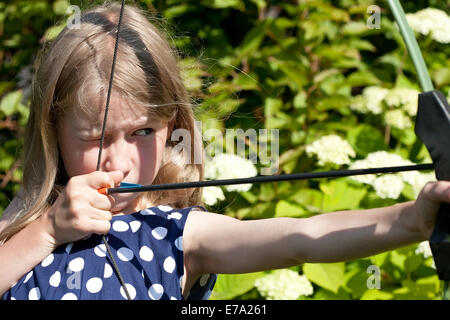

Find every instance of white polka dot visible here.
[24,271,33,284]
[61,292,77,300]
[65,243,74,253]
[120,283,136,300]
[86,277,103,293]
[139,246,154,262]
[41,253,54,267]
[104,263,113,278]
[148,284,164,300]
[199,274,210,287]
[163,256,176,273]
[168,211,182,220]
[174,236,183,251]
[28,287,40,300]
[158,205,173,212]
[117,247,134,262]
[152,226,168,240]
[68,257,85,272]
[112,220,129,232]
[170,296,177,300]
[94,244,107,257]
[140,208,155,215]
[130,220,141,233]
[49,271,61,287]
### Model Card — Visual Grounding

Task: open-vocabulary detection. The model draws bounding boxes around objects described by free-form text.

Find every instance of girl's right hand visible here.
[41,171,124,247]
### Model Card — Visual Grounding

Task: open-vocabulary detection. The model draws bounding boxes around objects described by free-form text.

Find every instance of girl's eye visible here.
[134,128,154,136]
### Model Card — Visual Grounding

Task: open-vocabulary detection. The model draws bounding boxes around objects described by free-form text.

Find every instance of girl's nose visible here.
[103,140,132,177]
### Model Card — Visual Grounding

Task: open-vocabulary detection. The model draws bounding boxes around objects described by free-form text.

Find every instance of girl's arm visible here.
[183,199,428,277]
[0,215,56,297]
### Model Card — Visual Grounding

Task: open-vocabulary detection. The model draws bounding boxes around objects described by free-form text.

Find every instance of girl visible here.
[0,2,448,300]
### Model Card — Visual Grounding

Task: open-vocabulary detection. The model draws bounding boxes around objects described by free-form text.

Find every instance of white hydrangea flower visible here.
[350,86,389,115]
[204,153,257,192]
[415,241,433,259]
[306,135,356,166]
[254,269,313,300]
[384,109,412,129]
[384,88,419,117]
[406,8,450,44]
[364,86,390,114]
[349,151,413,185]
[401,171,436,198]
[349,151,435,199]
[201,186,225,206]
[372,174,404,199]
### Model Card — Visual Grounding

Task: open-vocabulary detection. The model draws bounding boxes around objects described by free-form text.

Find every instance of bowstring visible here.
[95,0,132,301]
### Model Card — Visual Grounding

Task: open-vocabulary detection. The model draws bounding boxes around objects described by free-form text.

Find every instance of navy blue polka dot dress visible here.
[2,205,216,300]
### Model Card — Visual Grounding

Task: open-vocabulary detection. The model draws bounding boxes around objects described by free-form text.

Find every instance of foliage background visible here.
[0,0,449,299]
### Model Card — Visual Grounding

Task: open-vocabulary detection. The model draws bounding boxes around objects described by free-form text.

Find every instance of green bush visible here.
[1,0,449,300]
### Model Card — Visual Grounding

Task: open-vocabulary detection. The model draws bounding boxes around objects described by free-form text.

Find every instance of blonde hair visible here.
[0,2,204,244]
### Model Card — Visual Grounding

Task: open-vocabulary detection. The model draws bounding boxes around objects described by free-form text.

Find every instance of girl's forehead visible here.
[66,95,161,128]
[74,94,150,118]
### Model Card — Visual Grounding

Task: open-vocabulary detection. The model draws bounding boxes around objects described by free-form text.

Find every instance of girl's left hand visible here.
[413,180,450,240]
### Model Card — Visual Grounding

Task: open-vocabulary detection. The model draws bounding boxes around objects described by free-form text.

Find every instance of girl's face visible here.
[57,95,172,214]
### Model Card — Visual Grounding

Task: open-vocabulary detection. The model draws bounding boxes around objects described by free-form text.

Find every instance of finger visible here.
[85,219,111,235]
[88,192,115,211]
[423,181,450,202]
[86,171,123,189]
[88,207,113,222]
[109,170,124,186]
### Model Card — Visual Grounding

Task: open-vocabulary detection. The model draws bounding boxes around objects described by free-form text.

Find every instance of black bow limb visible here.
[415,90,450,281]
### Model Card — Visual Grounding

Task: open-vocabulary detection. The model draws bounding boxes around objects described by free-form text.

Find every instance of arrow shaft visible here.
[104,163,434,194]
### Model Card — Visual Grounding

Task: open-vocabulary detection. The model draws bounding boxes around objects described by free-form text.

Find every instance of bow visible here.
[95,0,448,300]
[387,0,450,299]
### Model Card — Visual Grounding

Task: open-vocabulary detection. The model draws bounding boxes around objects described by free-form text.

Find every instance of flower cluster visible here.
[350,86,389,115]
[384,88,419,117]
[415,241,433,259]
[350,86,420,130]
[349,151,435,199]
[306,134,356,166]
[406,8,450,44]
[254,269,314,300]
[201,153,258,206]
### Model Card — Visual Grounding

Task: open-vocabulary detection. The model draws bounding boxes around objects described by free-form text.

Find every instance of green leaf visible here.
[390,250,407,270]
[290,188,323,213]
[237,21,267,58]
[341,21,369,36]
[52,0,69,15]
[275,200,307,218]
[206,0,244,9]
[210,272,265,300]
[432,68,450,87]
[303,263,345,294]
[344,268,370,298]
[360,290,394,300]
[0,147,14,171]
[370,252,390,267]
[44,24,65,41]
[0,90,22,116]
[320,179,367,212]
[347,124,387,157]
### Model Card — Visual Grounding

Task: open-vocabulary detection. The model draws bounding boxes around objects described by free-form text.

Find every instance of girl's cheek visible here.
[65,147,101,177]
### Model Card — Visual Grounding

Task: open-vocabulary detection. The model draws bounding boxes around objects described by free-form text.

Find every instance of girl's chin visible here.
[110,195,139,215]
